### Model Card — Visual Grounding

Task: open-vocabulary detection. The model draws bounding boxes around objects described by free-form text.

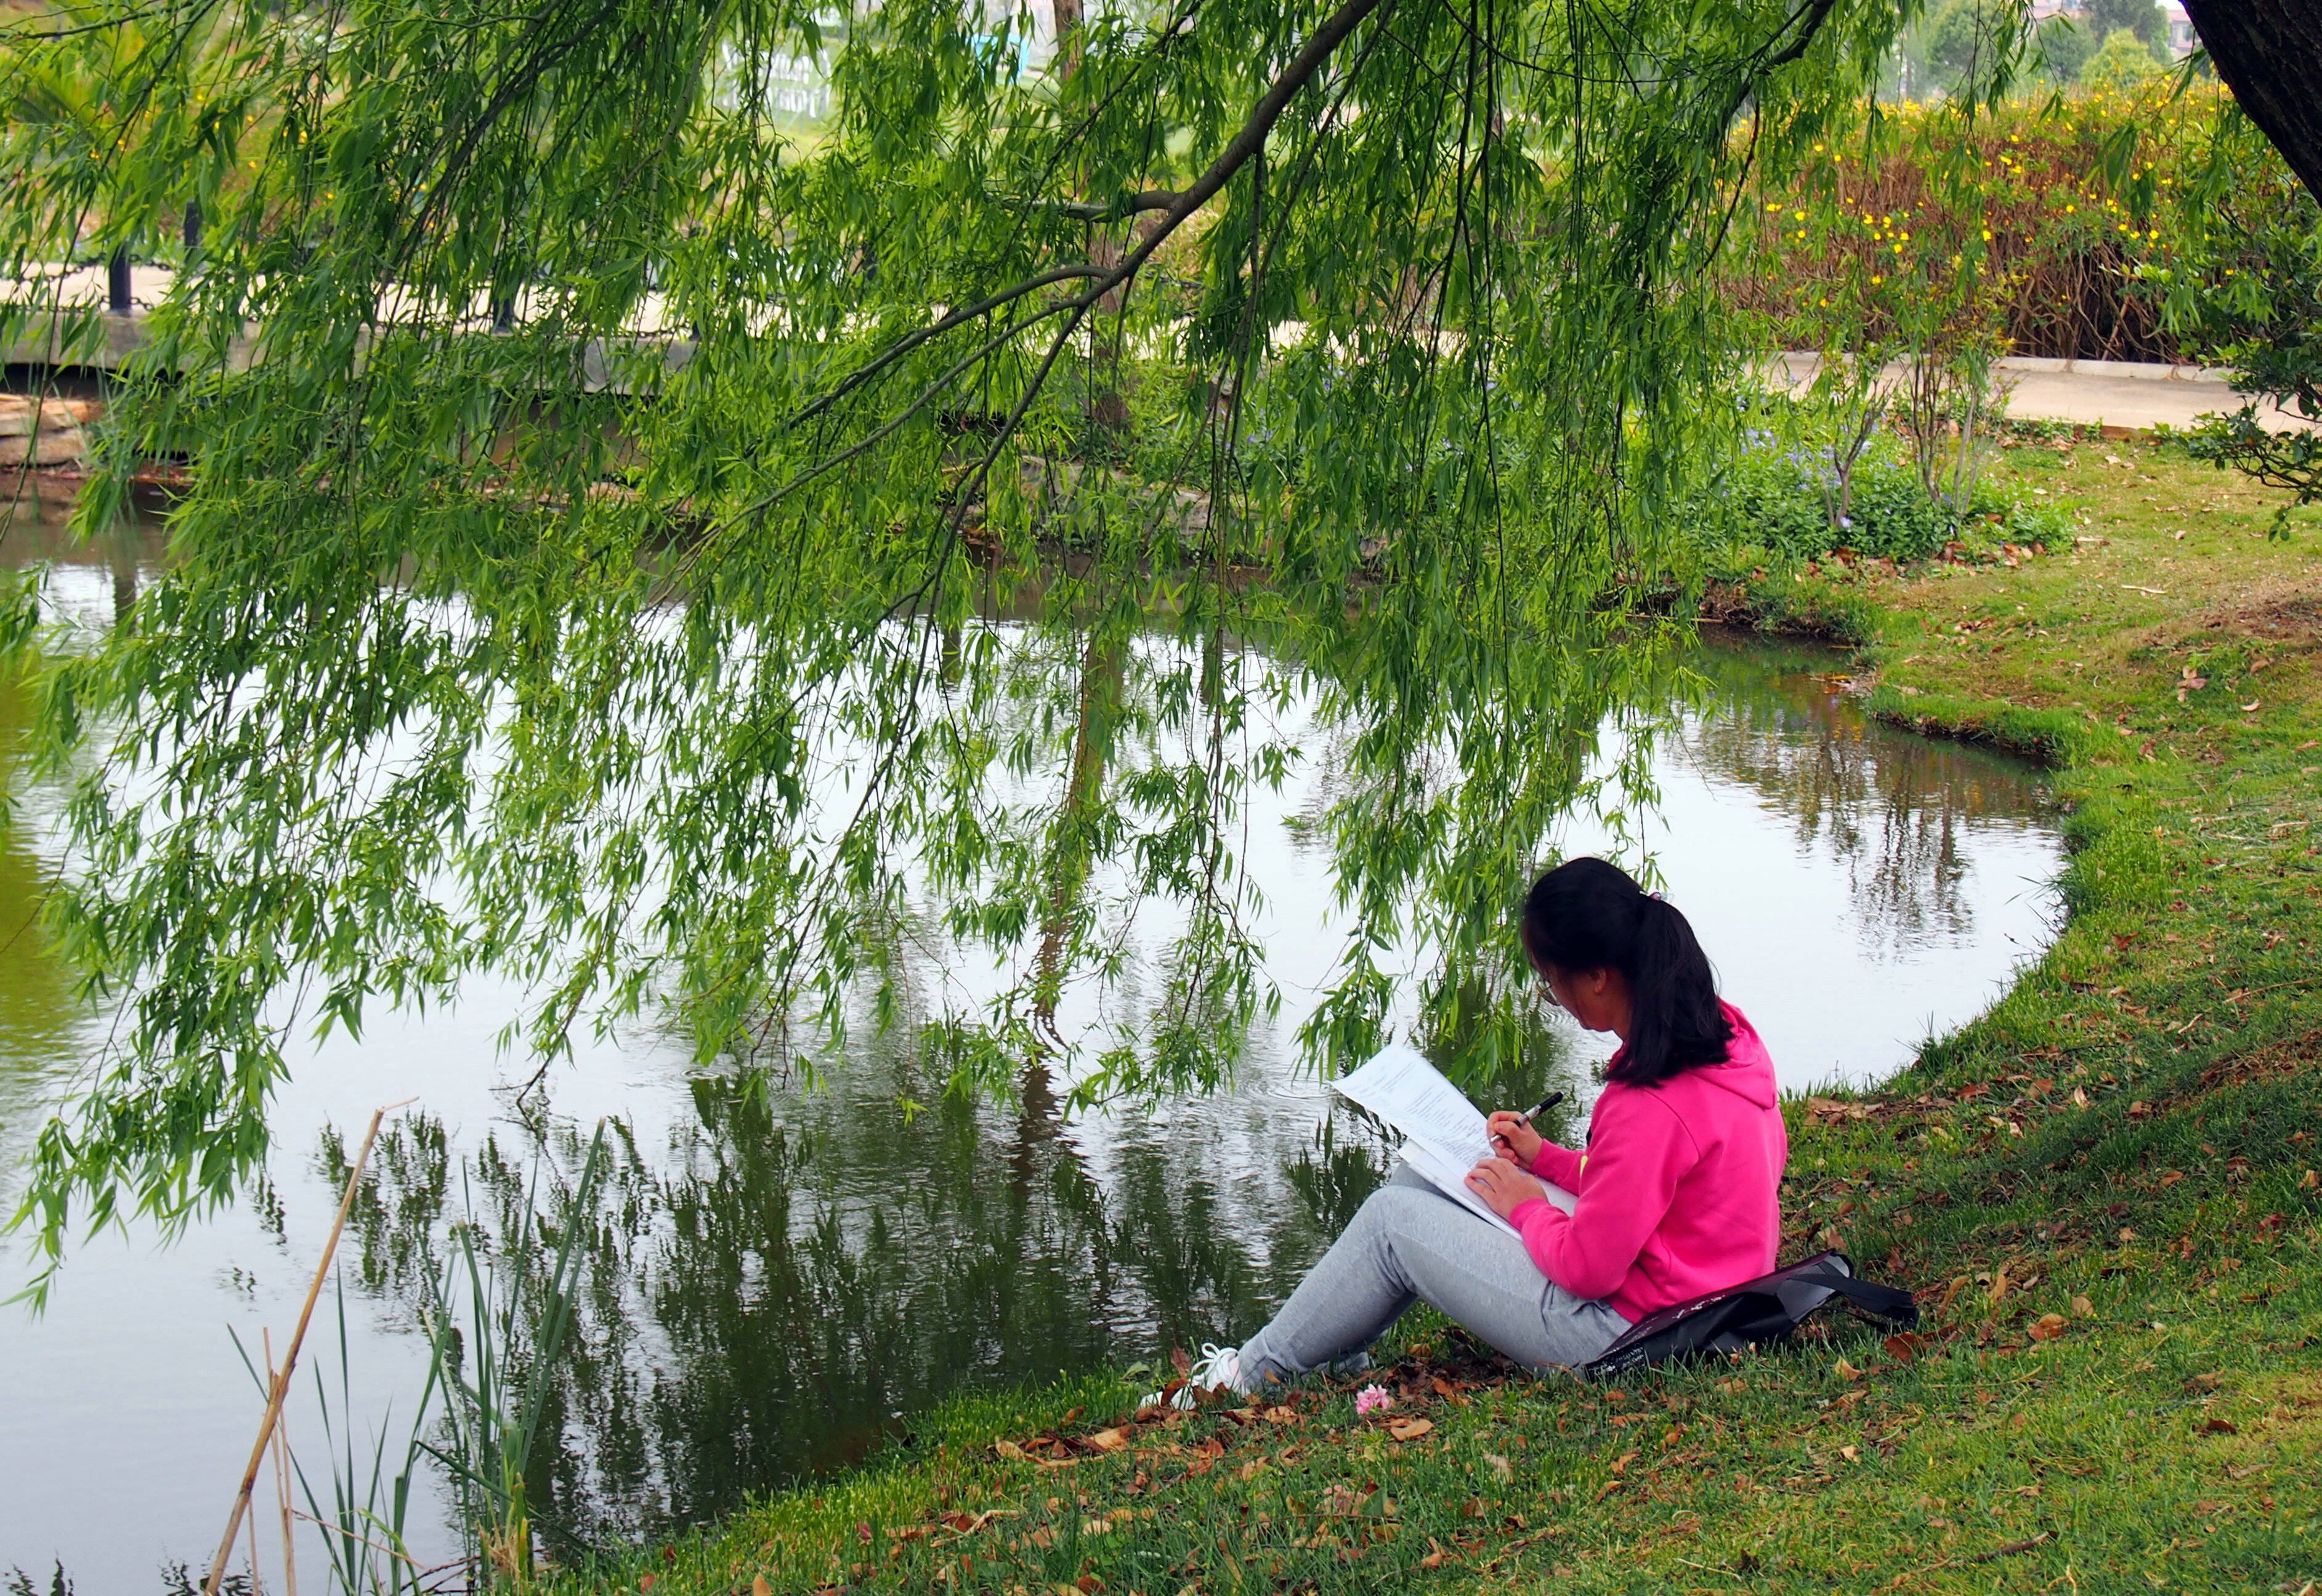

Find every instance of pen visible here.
[1490,1091,1566,1155]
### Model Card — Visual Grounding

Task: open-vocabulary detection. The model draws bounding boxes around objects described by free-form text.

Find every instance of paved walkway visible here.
[1765,352,2316,435]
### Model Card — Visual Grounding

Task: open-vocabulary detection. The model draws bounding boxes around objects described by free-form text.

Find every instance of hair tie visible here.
[1648,890,1665,902]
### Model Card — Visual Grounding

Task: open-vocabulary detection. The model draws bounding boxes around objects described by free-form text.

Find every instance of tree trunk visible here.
[2182,0,2322,206]
[1051,0,1130,430]
[1051,0,1083,80]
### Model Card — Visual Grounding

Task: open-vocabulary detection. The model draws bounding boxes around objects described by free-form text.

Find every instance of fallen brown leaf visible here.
[1883,1331,1927,1363]
[1387,1417,1434,1442]
[2029,1313,2067,1342]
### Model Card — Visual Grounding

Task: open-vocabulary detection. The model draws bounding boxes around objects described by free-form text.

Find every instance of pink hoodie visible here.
[1507,1002,1787,1323]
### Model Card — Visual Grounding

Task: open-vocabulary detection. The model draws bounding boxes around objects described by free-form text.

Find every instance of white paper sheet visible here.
[1331,1044,1577,1238]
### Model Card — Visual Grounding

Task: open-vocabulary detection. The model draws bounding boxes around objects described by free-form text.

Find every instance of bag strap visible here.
[1818,1270,1918,1326]
[1778,1257,1918,1328]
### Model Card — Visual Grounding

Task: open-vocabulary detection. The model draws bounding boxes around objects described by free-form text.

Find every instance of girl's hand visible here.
[1465,1158,1549,1219]
[1486,1111,1543,1167]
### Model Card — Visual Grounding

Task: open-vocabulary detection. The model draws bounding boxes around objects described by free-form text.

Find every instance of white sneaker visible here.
[1141,1343,1245,1409]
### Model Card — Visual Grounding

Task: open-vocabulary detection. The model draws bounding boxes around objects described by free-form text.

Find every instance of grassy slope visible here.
[590,440,2322,1596]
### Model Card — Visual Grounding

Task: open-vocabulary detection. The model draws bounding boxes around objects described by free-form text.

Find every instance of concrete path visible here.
[1765,352,2317,435]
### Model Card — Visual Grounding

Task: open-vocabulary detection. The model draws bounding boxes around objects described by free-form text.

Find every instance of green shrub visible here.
[1685,429,2065,563]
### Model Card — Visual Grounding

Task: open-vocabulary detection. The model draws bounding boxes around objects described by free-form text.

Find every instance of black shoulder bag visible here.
[1581,1251,1918,1381]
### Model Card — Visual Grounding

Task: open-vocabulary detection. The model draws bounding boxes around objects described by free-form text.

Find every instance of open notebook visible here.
[1332,1044,1578,1238]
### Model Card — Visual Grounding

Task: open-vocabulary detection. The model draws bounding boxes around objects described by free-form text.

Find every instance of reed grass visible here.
[417,1122,608,1587]
[208,1121,613,1594]
[282,1274,440,1596]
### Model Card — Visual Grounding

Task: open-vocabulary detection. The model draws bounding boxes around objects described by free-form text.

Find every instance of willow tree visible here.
[0,0,1909,1271]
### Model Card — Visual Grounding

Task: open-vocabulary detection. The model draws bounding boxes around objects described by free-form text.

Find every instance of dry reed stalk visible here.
[203,1098,416,1596]
[267,1329,299,1596]
[245,1419,265,1586]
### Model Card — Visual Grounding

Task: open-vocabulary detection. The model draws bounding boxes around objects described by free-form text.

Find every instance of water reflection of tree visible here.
[1674,638,2050,957]
[331,982,1581,1549]
[332,1063,1389,1549]
[0,680,93,1161]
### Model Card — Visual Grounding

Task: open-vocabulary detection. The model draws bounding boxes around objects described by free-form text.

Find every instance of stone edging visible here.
[1776,350,2236,385]
[1990,355,2235,384]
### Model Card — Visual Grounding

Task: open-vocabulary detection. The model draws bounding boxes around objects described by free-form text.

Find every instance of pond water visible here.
[0,503,2064,1587]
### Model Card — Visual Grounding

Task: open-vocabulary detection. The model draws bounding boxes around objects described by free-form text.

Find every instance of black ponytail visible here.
[1519,857,1732,1087]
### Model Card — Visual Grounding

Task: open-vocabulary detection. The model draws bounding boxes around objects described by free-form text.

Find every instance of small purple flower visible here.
[1354,1385,1394,1416]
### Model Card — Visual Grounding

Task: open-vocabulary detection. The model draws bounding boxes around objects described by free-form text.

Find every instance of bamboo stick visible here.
[245,1462,264,1596]
[267,1328,299,1596]
[204,1098,414,1596]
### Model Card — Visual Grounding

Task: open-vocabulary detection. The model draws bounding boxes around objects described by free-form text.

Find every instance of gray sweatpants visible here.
[1237,1167,1630,1387]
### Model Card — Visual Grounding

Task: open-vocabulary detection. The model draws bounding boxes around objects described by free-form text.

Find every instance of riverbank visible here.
[585,434,2322,1594]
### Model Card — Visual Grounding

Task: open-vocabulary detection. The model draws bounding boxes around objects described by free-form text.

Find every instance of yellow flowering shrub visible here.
[1728,82,2262,364]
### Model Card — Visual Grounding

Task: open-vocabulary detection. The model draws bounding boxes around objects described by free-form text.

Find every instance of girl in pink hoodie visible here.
[1166,858,1787,1399]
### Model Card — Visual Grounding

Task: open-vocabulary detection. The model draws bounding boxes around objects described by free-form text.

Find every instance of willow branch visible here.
[1015,188,1184,222]
[785,0,1398,444]
[787,264,1109,427]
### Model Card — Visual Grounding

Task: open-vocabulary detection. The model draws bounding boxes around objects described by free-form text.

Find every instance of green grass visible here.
[560,437,2322,1596]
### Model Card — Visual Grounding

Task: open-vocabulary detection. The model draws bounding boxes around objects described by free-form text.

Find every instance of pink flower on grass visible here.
[1354,1384,1393,1416]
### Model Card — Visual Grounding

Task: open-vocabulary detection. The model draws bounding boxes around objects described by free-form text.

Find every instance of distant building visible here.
[2158,0,2196,56]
